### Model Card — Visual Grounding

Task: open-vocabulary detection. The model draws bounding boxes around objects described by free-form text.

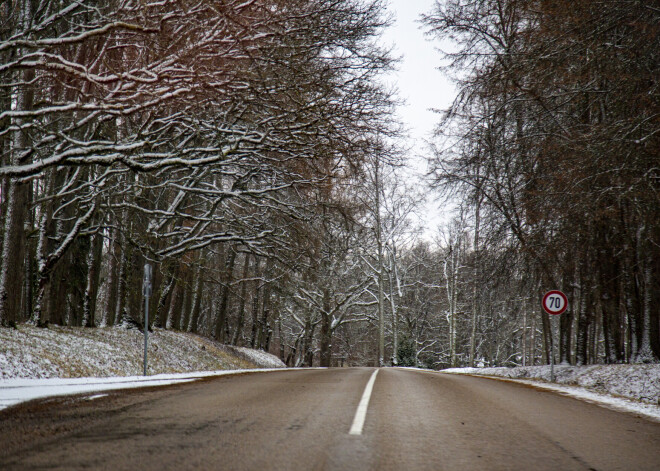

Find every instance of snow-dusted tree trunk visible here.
[377,240,385,367]
[320,288,332,367]
[31,173,55,326]
[231,254,252,346]
[444,240,460,368]
[83,231,103,328]
[0,0,33,326]
[187,266,203,334]
[250,258,263,349]
[165,283,181,330]
[371,155,386,367]
[635,255,654,363]
[258,258,274,351]
[113,216,129,327]
[214,249,237,342]
[522,298,527,366]
[469,195,481,367]
[531,309,538,366]
[388,247,401,366]
[178,280,192,332]
[154,263,176,328]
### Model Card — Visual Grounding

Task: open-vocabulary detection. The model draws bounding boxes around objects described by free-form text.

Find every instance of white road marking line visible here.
[87,394,109,400]
[349,369,379,435]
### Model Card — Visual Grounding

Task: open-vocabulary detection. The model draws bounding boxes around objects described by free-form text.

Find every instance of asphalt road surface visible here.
[1,368,658,470]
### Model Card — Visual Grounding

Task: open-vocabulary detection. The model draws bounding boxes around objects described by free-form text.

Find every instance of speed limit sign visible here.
[542,290,568,315]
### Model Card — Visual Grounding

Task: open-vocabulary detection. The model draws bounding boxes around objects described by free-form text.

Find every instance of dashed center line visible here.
[349,368,379,435]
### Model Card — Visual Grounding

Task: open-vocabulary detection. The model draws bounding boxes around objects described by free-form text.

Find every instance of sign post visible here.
[143,263,153,376]
[542,290,567,382]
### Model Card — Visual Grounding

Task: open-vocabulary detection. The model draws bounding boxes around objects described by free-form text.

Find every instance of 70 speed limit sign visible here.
[542,290,568,315]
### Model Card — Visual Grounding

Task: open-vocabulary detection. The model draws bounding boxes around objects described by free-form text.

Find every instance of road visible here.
[1,368,658,470]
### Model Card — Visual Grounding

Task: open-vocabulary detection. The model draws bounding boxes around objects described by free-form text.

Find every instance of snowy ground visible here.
[0,324,284,379]
[443,364,660,423]
[0,324,286,410]
[0,369,288,411]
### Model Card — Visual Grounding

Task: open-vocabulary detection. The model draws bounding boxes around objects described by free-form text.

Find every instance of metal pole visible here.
[144,295,149,376]
[143,263,152,377]
[550,317,555,382]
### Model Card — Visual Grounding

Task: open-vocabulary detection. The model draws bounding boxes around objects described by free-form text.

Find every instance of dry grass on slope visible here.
[0,325,284,379]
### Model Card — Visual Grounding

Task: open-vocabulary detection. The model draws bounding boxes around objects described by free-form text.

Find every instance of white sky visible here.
[382,0,458,238]
[384,0,454,150]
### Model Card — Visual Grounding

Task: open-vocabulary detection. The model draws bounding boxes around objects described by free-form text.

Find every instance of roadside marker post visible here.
[143,263,153,376]
[542,290,567,383]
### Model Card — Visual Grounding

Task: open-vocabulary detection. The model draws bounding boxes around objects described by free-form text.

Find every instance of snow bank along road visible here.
[1,368,658,470]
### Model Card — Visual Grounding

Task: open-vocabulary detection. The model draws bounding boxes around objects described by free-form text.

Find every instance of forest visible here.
[1,0,658,369]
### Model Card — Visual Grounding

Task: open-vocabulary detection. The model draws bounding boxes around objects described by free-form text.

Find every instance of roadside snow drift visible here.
[0,369,287,411]
[443,364,660,405]
[0,325,284,379]
[0,325,287,411]
[443,364,660,422]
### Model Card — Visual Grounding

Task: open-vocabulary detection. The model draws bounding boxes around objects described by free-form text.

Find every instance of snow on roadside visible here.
[443,364,660,422]
[228,345,288,369]
[0,324,287,411]
[0,369,291,411]
[0,325,284,380]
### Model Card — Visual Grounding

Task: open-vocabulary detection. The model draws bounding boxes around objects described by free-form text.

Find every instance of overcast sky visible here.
[384,0,454,149]
[382,0,458,236]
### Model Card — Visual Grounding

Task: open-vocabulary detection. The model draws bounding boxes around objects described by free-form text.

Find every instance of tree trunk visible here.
[0,1,34,324]
[178,279,192,331]
[249,258,263,348]
[214,249,237,342]
[388,256,399,366]
[187,267,203,333]
[257,258,274,350]
[165,282,181,330]
[576,284,592,366]
[540,309,552,365]
[303,314,316,367]
[469,194,481,367]
[277,312,286,363]
[319,288,332,367]
[24,180,36,324]
[48,260,68,326]
[114,242,128,326]
[377,239,385,367]
[154,264,176,328]
[650,251,660,360]
[522,298,527,367]
[83,231,103,328]
[635,255,656,362]
[531,309,537,365]
[559,280,573,364]
[32,186,55,326]
[231,254,251,346]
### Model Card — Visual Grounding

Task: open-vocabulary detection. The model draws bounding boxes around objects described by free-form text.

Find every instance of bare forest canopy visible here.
[423,0,660,366]
[1,0,658,369]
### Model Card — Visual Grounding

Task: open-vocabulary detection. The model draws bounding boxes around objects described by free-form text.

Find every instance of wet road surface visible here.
[1,367,658,470]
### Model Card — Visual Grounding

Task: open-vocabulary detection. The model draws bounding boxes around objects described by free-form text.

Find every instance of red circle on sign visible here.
[542,290,568,315]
